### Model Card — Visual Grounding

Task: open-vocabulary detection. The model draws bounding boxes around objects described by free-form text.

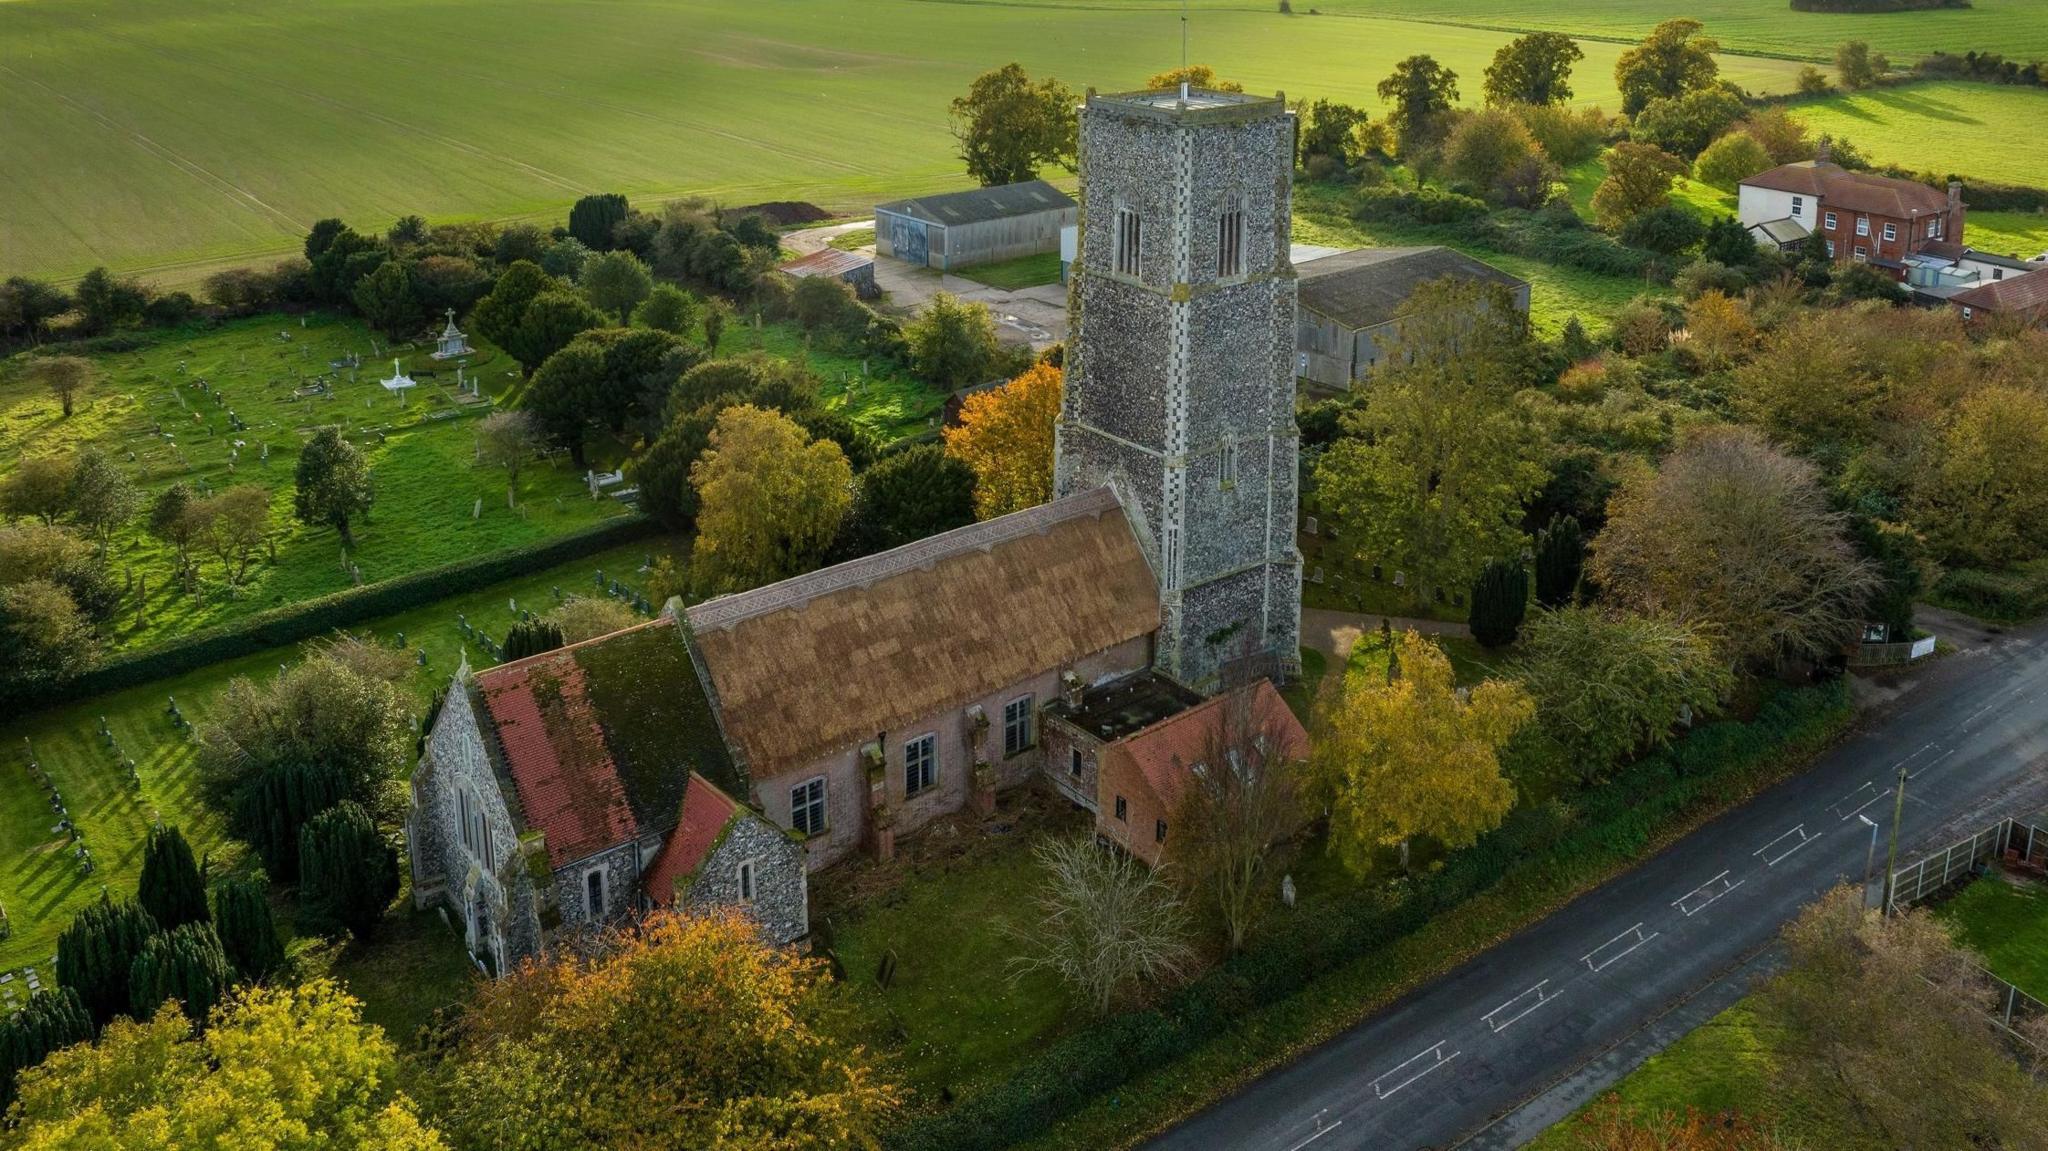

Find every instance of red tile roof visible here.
[1108,680,1308,812]
[643,774,742,907]
[1742,161,1951,219]
[474,645,639,869]
[1953,270,2048,313]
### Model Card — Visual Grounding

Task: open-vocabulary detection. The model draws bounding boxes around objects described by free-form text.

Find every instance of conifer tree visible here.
[1534,514,1587,609]
[55,895,159,1029]
[232,759,346,880]
[1559,315,1596,362]
[0,985,90,1111]
[501,618,565,662]
[298,802,398,941]
[211,874,285,982]
[128,922,233,1025]
[137,824,208,931]
[1469,559,1529,648]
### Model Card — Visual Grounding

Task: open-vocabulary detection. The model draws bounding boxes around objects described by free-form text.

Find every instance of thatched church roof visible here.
[688,487,1160,772]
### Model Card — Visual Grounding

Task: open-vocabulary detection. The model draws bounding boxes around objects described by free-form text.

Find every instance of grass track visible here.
[0,0,1808,285]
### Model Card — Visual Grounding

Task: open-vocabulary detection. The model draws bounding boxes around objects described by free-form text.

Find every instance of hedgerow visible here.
[6,514,660,712]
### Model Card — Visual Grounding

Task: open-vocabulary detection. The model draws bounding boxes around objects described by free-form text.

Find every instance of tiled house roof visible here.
[642,774,742,906]
[688,487,1160,770]
[471,618,739,869]
[1105,679,1307,812]
[1953,271,2048,313]
[1742,161,1951,217]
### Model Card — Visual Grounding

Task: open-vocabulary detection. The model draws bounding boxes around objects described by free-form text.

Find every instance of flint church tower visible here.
[1055,86,1302,691]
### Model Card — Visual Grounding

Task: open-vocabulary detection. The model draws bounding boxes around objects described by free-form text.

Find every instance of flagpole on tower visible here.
[1181,0,1189,72]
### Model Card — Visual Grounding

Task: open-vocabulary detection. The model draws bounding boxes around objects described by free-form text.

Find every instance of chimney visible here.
[1816,135,1832,163]
[1948,179,1963,212]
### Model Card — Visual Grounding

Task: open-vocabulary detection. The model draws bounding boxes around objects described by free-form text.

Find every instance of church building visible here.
[408,86,1306,972]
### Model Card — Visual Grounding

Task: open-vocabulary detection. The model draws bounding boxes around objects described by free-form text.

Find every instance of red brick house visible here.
[1739,152,1963,274]
[1091,679,1309,867]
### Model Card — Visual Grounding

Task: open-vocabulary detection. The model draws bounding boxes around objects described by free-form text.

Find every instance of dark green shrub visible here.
[233,759,347,881]
[298,801,399,941]
[0,986,91,1111]
[1352,185,1489,225]
[138,824,208,932]
[55,895,159,1029]
[502,618,566,662]
[128,922,233,1025]
[1469,560,1529,648]
[1534,515,1586,609]
[212,874,285,982]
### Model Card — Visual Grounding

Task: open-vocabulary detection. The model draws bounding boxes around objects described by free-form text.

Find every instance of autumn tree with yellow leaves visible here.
[8,980,445,1150]
[428,909,898,1151]
[943,361,1061,520]
[1311,631,1533,874]
[691,405,853,594]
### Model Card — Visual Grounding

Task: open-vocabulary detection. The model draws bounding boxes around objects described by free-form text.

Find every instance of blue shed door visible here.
[885,213,928,266]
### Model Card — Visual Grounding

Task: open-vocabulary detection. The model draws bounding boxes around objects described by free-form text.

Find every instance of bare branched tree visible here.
[1009,834,1195,1015]
[1168,685,1302,952]
[1591,425,1878,670]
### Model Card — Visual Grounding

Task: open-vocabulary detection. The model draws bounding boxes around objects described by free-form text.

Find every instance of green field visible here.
[1790,83,2048,191]
[0,532,684,976]
[0,0,1812,286]
[1297,0,2048,62]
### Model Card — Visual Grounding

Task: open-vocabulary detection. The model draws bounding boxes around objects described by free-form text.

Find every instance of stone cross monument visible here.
[1054,85,1302,691]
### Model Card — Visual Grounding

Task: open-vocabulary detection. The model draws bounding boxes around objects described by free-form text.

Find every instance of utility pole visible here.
[1883,759,1909,912]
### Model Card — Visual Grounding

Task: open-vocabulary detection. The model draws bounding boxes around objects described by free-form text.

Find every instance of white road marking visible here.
[1908,749,1957,780]
[1754,824,1819,866]
[1482,979,1557,1032]
[1583,923,1659,973]
[1836,786,1891,822]
[1284,1114,1342,1151]
[1371,1041,1460,1099]
[1672,869,1744,916]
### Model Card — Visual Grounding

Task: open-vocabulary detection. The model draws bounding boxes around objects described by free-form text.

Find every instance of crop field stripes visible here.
[0,63,304,233]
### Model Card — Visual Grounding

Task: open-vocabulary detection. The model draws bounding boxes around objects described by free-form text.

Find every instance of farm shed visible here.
[779,248,878,298]
[1294,246,1529,390]
[874,180,1077,272]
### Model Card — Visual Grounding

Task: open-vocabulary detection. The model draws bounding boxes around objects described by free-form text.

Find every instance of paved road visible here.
[1146,622,2048,1151]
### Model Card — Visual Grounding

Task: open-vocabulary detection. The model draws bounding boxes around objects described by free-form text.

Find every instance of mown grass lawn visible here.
[1526,999,1777,1149]
[1936,872,2048,1001]
[0,533,686,976]
[1,312,626,653]
[751,321,947,442]
[963,252,1063,291]
[823,793,1089,1100]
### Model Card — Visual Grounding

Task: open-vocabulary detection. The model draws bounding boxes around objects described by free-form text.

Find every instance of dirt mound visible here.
[729,201,831,227]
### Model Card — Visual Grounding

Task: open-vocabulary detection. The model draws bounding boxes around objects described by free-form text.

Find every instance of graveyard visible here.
[0,312,631,653]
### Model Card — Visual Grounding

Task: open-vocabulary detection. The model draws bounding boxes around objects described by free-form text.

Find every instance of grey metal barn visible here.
[874,180,1077,273]
[1294,246,1530,391]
